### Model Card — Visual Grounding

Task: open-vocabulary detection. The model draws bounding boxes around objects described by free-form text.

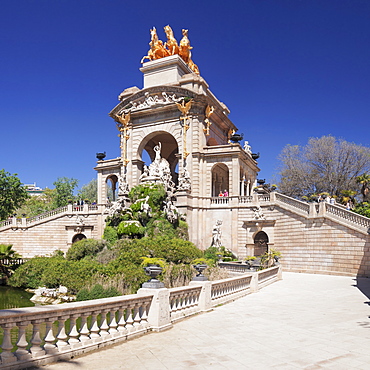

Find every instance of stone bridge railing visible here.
[0,204,103,232]
[0,266,281,369]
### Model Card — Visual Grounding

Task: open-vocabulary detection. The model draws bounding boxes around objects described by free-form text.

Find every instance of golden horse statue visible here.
[141,26,200,75]
[164,25,179,55]
[141,27,169,63]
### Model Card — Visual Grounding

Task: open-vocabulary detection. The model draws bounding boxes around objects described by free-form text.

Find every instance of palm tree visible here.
[0,244,21,280]
[356,173,370,202]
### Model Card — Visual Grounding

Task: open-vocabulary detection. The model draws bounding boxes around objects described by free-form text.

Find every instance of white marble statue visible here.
[178,168,191,191]
[211,220,222,248]
[243,141,252,154]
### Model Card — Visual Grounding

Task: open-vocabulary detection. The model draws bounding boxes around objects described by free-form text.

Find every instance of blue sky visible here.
[1,0,369,190]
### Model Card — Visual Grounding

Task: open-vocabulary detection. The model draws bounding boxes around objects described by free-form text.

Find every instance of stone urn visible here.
[142,265,165,289]
[192,264,208,281]
[96,152,106,161]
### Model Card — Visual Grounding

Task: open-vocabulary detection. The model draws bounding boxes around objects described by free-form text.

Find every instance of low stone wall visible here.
[0,266,281,370]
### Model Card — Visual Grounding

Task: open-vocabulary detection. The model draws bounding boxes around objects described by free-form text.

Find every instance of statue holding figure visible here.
[211,220,223,248]
[178,168,191,191]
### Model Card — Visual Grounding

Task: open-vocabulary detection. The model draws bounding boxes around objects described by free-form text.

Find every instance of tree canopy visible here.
[0,169,29,220]
[277,136,370,199]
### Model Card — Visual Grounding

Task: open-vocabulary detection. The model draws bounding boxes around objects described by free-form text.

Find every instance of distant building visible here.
[24,183,44,196]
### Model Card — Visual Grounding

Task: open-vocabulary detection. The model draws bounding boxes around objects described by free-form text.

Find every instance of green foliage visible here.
[353,202,370,218]
[77,179,98,203]
[0,244,21,279]
[76,284,120,301]
[66,239,107,261]
[0,169,29,220]
[128,183,166,212]
[9,256,104,294]
[117,221,145,238]
[260,249,281,269]
[204,246,220,264]
[140,257,166,269]
[53,177,79,208]
[103,226,118,246]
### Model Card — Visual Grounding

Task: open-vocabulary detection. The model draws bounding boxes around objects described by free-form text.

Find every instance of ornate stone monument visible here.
[95,25,260,257]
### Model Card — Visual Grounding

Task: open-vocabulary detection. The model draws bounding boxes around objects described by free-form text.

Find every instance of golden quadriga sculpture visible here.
[141,26,200,75]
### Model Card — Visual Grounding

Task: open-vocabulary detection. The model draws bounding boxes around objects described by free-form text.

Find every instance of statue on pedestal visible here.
[211,220,223,248]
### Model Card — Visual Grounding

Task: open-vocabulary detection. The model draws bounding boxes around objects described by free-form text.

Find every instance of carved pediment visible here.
[110,86,204,118]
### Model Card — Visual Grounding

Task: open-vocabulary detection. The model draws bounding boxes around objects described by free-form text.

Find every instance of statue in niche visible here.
[253,206,265,220]
[211,220,223,248]
[178,168,191,191]
[139,142,174,194]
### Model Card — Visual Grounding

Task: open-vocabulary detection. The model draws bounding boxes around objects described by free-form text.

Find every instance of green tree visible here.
[277,136,370,199]
[0,169,29,220]
[77,179,97,203]
[356,173,370,202]
[53,177,78,207]
[0,244,21,279]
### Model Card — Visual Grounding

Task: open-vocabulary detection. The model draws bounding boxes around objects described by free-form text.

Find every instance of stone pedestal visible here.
[140,55,193,88]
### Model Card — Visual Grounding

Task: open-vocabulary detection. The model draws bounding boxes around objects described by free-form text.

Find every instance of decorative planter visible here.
[251,153,260,160]
[192,264,208,281]
[96,152,106,161]
[142,264,164,289]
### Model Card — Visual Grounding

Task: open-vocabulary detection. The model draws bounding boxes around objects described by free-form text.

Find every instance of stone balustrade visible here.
[0,266,281,369]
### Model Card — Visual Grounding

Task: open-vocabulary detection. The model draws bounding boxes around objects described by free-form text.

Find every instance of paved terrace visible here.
[39,272,370,370]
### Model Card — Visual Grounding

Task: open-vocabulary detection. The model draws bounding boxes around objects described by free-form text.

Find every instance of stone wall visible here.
[0,208,102,258]
[272,207,370,277]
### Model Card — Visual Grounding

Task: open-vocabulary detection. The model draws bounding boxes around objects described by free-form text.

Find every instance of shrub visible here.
[103,226,118,246]
[76,284,121,301]
[66,239,107,261]
[117,221,145,238]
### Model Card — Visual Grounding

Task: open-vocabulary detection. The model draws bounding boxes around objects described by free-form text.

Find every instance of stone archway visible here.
[138,131,179,185]
[211,163,229,196]
[106,175,118,202]
[254,231,269,256]
[72,233,86,244]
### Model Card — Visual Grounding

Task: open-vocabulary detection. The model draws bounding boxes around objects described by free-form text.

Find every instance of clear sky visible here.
[1,0,369,190]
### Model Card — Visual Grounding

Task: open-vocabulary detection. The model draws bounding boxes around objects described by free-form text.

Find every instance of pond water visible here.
[0,285,35,310]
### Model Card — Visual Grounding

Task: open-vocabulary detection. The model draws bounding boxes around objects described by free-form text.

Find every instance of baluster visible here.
[15,321,32,361]
[140,302,150,330]
[117,308,128,337]
[68,315,81,348]
[56,316,70,352]
[108,308,119,337]
[125,306,135,334]
[133,304,143,331]
[79,313,91,344]
[89,312,102,343]
[43,319,58,354]
[30,320,45,357]
[99,310,110,339]
[0,323,17,364]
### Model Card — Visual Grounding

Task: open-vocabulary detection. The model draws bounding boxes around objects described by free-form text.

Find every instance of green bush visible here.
[76,284,121,301]
[66,239,107,261]
[103,226,118,246]
[117,221,145,238]
[9,256,104,294]
[354,202,370,218]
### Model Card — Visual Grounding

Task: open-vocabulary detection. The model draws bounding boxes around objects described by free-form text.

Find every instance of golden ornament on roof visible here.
[141,25,200,75]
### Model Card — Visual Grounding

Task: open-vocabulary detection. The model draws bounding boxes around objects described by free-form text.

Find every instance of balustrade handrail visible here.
[0,293,153,324]
[275,192,310,214]
[325,202,370,228]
